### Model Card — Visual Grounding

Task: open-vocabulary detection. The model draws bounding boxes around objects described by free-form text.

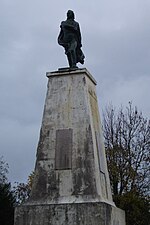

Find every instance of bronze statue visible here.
[58,10,85,68]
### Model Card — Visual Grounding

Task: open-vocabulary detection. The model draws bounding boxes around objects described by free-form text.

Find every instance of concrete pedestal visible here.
[15,202,125,225]
[14,68,126,225]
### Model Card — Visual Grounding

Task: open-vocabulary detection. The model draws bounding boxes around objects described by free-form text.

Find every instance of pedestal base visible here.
[15,202,125,225]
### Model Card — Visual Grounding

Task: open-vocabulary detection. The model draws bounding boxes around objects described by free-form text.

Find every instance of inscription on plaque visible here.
[55,129,73,170]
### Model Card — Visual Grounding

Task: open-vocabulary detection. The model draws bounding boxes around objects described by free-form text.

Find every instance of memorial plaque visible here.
[55,129,73,170]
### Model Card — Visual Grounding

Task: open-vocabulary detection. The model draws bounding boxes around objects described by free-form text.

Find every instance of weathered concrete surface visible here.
[29,68,113,205]
[15,202,125,225]
[14,68,126,225]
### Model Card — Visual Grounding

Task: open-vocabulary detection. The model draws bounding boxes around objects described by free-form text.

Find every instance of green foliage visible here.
[0,157,35,224]
[13,182,30,204]
[0,157,16,225]
[114,192,150,225]
[13,171,34,205]
[0,183,16,225]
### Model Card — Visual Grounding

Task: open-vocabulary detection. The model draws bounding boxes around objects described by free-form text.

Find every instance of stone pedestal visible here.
[14,68,126,225]
[15,202,125,225]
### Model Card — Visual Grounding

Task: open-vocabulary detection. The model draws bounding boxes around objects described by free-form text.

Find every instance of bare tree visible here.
[103,102,150,197]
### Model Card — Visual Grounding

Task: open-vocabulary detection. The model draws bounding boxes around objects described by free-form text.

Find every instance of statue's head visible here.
[67,10,75,20]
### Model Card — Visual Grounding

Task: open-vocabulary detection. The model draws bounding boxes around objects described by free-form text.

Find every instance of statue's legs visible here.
[67,52,72,67]
[67,41,78,68]
[67,51,77,68]
[71,50,77,68]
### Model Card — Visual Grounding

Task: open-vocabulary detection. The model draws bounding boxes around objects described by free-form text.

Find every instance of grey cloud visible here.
[0,0,149,183]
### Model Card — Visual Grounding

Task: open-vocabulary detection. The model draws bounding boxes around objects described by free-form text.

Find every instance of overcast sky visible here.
[0,0,150,184]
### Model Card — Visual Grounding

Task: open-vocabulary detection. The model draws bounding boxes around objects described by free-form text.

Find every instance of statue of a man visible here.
[58,10,85,68]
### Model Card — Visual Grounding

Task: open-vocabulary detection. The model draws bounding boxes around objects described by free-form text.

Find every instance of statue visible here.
[58,10,85,68]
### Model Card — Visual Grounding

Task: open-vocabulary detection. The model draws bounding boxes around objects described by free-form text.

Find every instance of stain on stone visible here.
[30,165,47,200]
[72,169,82,195]
[47,171,59,200]
[36,128,45,160]
[83,126,96,195]
[47,130,50,136]
[37,129,47,160]
[105,204,112,225]
[36,126,50,160]
[72,125,96,196]
[65,205,69,223]
[83,76,86,85]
